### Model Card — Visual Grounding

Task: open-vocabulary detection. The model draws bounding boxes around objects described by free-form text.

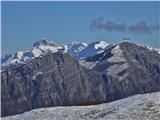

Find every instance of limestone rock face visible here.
[84,42,160,100]
[1,52,106,116]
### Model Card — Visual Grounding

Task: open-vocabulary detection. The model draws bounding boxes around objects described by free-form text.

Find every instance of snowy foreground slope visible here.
[2,92,160,120]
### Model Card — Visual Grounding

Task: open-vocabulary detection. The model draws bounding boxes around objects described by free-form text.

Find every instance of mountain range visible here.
[1,38,160,117]
[1,38,111,69]
[1,38,160,70]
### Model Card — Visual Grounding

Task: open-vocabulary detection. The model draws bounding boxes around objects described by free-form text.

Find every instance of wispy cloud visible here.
[90,17,126,32]
[89,17,159,35]
[128,21,151,34]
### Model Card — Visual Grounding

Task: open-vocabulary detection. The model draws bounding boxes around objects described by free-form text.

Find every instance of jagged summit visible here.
[69,41,88,47]
[33,37,56,47]
[67,40,110,59]
[91,40,109,49]
[1,39,160,69]
[67,41,88,58]
[1,38,62,69]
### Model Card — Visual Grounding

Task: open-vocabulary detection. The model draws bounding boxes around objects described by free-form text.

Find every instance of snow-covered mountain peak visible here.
[1,39,111,68]
[1,39,63,69]
[94,40,109,49]
[68,42,88,50]
[2,39,160,69]
[13,51,25,60]
[67,41,110,59]
[69,41,88,47]
[144,45,160,54]
[67,42,88,58]
[33,38,56,47]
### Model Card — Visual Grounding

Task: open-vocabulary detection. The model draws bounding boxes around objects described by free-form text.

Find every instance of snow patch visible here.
[31,47,43,57]
[145,45,160,54]
[94,41,109,49]
[14,51,24,60]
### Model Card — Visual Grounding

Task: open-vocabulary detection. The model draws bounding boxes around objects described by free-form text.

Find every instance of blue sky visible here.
[2,1,160,55]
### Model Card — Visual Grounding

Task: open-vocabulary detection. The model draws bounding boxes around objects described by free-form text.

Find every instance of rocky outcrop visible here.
[1,52,107,117]
[84,42,160,100]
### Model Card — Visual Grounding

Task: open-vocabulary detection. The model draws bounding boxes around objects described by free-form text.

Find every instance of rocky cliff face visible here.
[83,42,160,100]
[1,52,107,117]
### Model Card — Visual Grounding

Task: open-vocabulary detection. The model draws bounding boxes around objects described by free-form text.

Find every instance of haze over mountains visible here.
[1,38,160,118]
